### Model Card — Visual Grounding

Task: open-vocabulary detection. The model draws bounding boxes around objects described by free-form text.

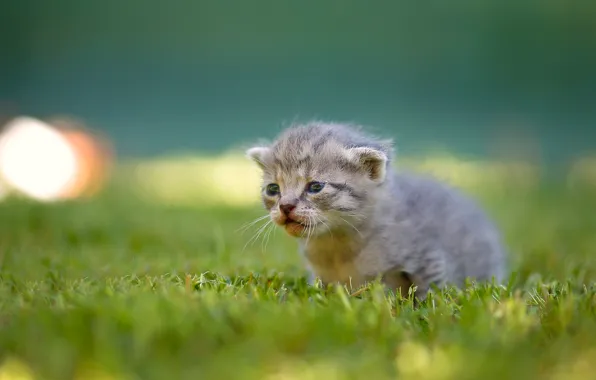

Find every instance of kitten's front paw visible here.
[381,267,414,298]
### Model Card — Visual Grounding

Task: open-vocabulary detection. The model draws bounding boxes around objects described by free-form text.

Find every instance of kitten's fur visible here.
[247,121,506,298]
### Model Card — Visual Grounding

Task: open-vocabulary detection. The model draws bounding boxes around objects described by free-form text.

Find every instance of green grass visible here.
[1,158,596,380]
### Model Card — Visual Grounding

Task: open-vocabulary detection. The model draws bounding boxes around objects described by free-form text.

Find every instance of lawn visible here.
[1,155,596,380]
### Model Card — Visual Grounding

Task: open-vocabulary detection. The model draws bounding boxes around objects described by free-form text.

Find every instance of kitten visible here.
[246,121,507,299]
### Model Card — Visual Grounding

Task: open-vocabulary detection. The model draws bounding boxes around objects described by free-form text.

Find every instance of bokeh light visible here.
[0,116,79,201]
[49,117,114,199]
[0,116,113,202]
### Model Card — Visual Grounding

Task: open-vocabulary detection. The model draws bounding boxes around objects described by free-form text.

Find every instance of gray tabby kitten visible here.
[246,121,506,299]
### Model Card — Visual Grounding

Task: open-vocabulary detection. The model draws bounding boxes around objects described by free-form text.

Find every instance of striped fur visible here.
[246,121,507,299]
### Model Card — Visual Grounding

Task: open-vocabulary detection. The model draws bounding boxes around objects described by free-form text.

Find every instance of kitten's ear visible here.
[245,146,271,170]
[346,147,388,182]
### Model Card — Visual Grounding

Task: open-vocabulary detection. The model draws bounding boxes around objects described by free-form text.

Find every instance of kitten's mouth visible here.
[283,218,315,237]
[285,217,306,226]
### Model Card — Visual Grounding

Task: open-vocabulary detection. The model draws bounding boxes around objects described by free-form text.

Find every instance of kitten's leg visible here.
[381,268,414,298]
[306,272,324,304]
[303,259,321,287]
[307,271,329,289]
[411,250,447,301]
[383,250,447,303]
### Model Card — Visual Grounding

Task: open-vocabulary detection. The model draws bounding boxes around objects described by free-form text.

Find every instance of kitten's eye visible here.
[306,181,325,194]
[265,183,280,196]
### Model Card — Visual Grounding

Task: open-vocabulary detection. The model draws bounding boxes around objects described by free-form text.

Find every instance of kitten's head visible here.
[246,122,393,238]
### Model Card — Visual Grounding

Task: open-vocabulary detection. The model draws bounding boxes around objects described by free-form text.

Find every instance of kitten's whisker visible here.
[267,223,275,249]
[243,220,272,253]
[303,216,310,244]
[236,214,270,234]
[238,214,269,229]
[262,222,275,252]
[339,216,363,238]
[345,212,366,221]
[305,215,314,245]
[254,221,272,245]
[254,223,272,251]
[316,215,333,241]
[237,218,270,237]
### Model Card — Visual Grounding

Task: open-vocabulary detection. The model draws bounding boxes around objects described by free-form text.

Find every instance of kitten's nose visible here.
[279,203,296,216]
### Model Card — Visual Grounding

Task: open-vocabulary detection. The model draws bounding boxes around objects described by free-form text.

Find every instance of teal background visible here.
[2,1,595,163]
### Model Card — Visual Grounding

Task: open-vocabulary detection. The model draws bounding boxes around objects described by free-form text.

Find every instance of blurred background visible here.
[0,0,595,203]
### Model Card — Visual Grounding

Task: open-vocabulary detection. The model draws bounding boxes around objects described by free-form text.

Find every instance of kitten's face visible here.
[247,127,390,238]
